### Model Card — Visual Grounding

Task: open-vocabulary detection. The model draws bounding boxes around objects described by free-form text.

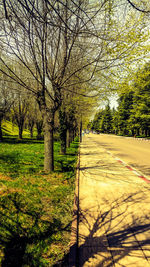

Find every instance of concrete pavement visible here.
[70,134,150,266]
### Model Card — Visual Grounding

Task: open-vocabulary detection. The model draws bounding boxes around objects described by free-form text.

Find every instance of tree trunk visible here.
[19,124,23,139]
[43,112,54,172]
[30,128,33,138]
[36,121,43,140]
[0,117,3,141]
[72,129,75,142]
[59,109,67,155]
[66,129,70,148]
[131,129,135,136]
[29,121,34,138]
[69,129,73,144]
[145,129,148,137]
[60,130,67,155]
[80,120,82,142]
[136,128,140,136]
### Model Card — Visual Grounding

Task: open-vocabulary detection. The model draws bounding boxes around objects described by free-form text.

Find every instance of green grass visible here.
[2,120,30,137]
[0,136,79,266]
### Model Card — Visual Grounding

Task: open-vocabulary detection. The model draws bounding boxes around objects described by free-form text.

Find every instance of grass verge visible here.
[0,136,79,266]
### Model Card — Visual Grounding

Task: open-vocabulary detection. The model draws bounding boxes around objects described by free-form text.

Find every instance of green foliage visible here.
[2,120,30,137]
[91,61,150,138]
[117,91,134,135]
[91,105,113,134]
[0,136,79,266]
[101,105,113,133]
[110,62,150,137]
[91,109,104,132]
[128,66,150,136]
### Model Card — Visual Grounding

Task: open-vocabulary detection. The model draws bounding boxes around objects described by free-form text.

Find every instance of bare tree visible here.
[126,0,150,13]
[12,91,29,139]
[0,74,15,140]
[26,99,38,138]
[0,0,147,171]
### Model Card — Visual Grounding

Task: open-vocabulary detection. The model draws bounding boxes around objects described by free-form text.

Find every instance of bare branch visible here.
[126,0,150,13]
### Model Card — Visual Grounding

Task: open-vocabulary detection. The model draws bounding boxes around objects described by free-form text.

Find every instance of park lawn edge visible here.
[0,136,79,266]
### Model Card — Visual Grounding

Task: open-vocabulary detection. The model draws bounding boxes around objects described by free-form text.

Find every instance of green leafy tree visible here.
[117,91,134,135]
[129,64,150,136]
[91,105,113,134]
[91,110,104,133]
[102,104,113,133]
[111,108,118,134]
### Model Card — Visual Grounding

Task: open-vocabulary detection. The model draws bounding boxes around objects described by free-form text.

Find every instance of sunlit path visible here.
[77,134,150,266]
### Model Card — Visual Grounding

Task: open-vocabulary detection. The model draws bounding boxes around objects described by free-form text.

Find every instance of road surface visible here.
[91,134,150,178]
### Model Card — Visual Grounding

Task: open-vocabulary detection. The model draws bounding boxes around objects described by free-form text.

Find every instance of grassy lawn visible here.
[0,136,79,266]
[2,120,31,137]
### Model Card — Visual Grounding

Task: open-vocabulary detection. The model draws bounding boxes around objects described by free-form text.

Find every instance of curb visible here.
[116,158,150,184]
[107,151,150,184]
[68,149,80,266]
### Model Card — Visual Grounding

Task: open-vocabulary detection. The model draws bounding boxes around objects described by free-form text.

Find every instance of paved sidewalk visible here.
[77,134,150,266]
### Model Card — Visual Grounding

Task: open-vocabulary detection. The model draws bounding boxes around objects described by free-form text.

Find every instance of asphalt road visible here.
[90,133,150,178]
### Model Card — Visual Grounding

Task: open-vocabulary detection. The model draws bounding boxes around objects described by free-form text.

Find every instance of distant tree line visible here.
[90,63,150,137]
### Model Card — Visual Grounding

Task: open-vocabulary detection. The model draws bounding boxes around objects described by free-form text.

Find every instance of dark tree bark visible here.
[126,0,150,13]
[0,116,3,141]
[18,122,24,139]
[43,111,54,172]
[59,108,67,155]
[28,120,34,138]
[66,128,70,148]
[80,120,82,143]
[13,95,28,140]
[36,121,43,140]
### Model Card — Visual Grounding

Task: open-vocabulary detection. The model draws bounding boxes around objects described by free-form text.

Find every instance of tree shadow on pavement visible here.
[59,188,150,266]
[130,163,150,177]
[92,141,119,152]
[81,152,102,156]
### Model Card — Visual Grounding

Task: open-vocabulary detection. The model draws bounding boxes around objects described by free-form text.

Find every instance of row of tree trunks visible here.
[59,107,80,155]
[60,127,77,155]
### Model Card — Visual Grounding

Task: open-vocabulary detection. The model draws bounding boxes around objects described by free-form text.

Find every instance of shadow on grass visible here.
[0,153,41,177]
[1,137,44,145]
[0,192,68,267]
[56,159,76,172]
[0,153,22,177]
[55,142,79,173]
[0,153,20,164]
[70,142,79,149]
